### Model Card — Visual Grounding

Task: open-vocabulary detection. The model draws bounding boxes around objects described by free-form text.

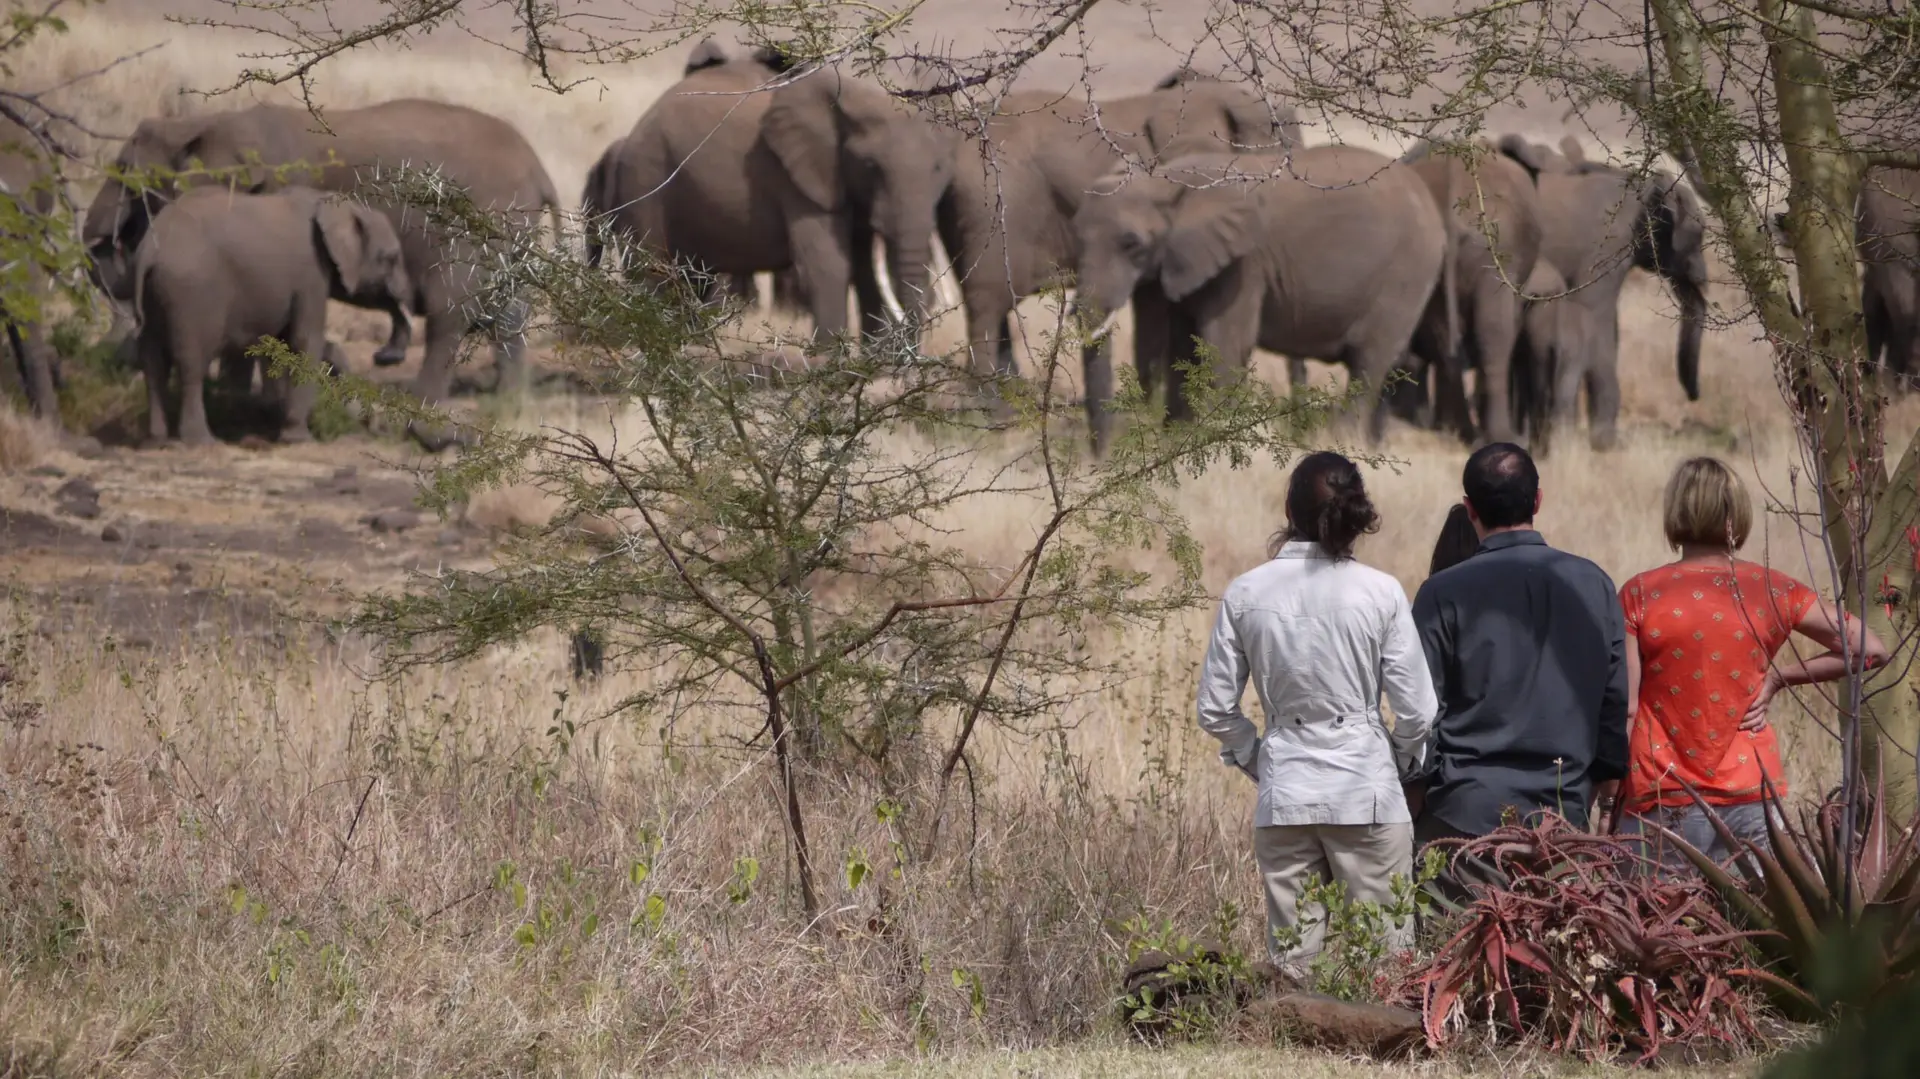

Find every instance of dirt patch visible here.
[1,431,496,645]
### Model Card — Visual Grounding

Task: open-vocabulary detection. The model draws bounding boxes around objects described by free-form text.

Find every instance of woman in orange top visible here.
[1615,458,1888,869]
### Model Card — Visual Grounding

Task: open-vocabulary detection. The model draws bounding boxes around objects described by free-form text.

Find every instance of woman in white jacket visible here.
[1196,451,1437,977]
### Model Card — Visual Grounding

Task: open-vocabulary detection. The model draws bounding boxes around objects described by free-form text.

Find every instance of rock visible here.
[69,435,105,459]
[54,477,101,519]
[1242,992,1425,1059]
[55,477,98,502]
[435,527,464,547]
[28,464,65,479]
[100,524,124,543]
[368,509,423,534]
[331,466,358,481]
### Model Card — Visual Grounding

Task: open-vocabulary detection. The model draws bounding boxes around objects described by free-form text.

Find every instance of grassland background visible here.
[0,5,1908,1076]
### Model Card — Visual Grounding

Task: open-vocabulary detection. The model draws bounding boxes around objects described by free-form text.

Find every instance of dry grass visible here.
[0,9,1904,1078]
[0,403,54,472]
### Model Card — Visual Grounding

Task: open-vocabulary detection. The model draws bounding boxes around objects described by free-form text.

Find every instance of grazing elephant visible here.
[1073,146,1446,449]
[591,55,957,344]
[1495,135,1708,449]
[1395,140,1543,445]
[83,99,559,428]
[1859,167,1920,387]
[131,186,410,445]
[938,71,1301,385]
[1,117,63,422]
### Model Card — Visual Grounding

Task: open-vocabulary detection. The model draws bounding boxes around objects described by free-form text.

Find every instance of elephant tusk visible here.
[930,233,962,312]
[1087,309,1123,344]
[873,237,908,324]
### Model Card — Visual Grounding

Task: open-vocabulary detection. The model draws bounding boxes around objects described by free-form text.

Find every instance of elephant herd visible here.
[2,37,1914,454]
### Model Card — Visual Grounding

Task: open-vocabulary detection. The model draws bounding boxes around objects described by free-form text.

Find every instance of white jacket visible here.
[1196,541,1437,826]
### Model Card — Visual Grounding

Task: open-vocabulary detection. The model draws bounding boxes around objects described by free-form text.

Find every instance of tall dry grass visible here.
[1,9,1913,1076]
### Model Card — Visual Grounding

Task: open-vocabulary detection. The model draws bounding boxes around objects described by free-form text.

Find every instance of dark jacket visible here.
[1410,529,1629,835]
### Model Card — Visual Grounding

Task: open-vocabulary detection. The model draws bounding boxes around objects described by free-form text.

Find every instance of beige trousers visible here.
[1254,822,1414,973]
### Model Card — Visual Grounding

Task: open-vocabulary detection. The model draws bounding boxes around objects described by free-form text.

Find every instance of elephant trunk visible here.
[1674,276,1706,402]
[82,182,148,303]
[881,229,934,326]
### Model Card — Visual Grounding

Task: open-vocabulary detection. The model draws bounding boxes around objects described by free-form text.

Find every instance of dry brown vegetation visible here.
[1,7,1912,1076]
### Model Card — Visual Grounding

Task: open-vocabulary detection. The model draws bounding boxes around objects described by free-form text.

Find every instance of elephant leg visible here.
[1382,355,1426,427]
[788,215,854,340]
[138,331,173,443]
[373,297,413,368]
[1287,356,1309,393]
[1176,266,1261,426]
[849,222,891,344]
[410,299,469,406]
[1586,316,1622,451]
[218,351,257,395]
[276,305,328,443]
[175,341,214,447]
[1471,280,1523,445]
[961,283,1011,381]
[1864,280,1889,379]
[7,320,59,421]
[1161,303,1202,425]
[1551,326,1586,426]
[997,312,1018,378]
[490,297,531,399]
[1132,281,1170,409]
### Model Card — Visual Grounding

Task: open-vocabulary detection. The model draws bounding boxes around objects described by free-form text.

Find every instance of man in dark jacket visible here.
[1410,443,1629,842]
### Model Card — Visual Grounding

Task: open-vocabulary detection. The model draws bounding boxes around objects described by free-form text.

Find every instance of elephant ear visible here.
[1558,135,1588,166]
[1495,134,1550,182]
[1159,188,1258,301]
[763,68,846,211]
[1145,81,1274,156]
[315,196,372,294]
[683,37,730,75]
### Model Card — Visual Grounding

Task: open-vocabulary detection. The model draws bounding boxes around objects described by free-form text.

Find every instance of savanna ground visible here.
[1,5,1913,1076]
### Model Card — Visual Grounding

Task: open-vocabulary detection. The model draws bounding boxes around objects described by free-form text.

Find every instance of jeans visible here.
[1617,801,1776,876]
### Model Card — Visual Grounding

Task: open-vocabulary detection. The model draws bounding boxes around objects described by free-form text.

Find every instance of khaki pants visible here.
[1254,822,1414,973]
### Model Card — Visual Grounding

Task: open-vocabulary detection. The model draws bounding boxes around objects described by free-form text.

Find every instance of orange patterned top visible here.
[1617,561,1819,809]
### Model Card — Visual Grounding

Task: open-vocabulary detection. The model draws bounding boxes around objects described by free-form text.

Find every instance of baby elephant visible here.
[132,186,409,445]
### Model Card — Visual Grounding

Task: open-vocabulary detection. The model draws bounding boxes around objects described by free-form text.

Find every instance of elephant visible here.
[1,117,62,422]
[1394,140,1543,445]
[588,54,958,346]
[937,71,1301,391]
[130,186,410,445]
[1072,146,1447,449]
[1495,134,1708,449]
[83,98,560,428]
[680,38,810,316]
[1859,166,1920,387]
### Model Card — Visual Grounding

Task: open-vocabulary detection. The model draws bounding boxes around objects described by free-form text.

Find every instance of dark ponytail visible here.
[1269,451,1380,561]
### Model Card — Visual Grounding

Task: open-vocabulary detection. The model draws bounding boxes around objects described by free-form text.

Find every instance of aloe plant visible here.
[1653,772,1920,1021]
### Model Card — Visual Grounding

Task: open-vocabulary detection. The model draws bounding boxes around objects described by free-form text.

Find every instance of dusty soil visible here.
[0,419,495,652]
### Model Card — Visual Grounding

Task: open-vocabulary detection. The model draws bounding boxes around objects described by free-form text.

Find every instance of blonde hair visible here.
[1663,457,1753,550]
